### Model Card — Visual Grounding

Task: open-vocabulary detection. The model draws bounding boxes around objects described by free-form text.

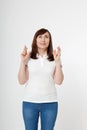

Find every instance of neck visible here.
[38,48,47,57]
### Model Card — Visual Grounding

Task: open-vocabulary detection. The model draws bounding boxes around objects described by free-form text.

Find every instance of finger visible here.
[21,49,27,55]
[22,46,28,55]
[21,52,26,56]
[53,50,56,56]
[23,45,28,52]
[27,51,31,57]
[57,46,61,52]
[57,50,61,57]
[21,50,27,56]
[25,54,30,60]
[53,49,56,54]
[53,50,57,59]
[24,45,28,49]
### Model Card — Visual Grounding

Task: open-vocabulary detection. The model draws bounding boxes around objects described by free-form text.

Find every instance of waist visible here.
[23,92,58,103]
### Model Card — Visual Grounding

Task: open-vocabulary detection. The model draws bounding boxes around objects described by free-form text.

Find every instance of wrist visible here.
[55,59,61,67]
[55,58,60,64]
[20,60,27,66]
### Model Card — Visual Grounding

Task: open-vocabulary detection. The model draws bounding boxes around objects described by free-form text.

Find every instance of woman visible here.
[18,28,64,130]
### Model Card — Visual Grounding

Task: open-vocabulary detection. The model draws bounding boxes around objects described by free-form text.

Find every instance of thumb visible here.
[26,51,31,58]
[53,50,56,56]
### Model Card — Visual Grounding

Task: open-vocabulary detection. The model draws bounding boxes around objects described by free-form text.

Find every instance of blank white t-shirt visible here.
[23,54,58,103]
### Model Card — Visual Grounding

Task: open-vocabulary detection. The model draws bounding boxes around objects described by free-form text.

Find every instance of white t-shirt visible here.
[23,54,58,103]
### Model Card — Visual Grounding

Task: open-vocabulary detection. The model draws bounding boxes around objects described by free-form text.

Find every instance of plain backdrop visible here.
[0,0,87,130]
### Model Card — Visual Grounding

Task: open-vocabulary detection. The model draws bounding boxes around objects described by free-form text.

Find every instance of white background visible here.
[0,0,87,130]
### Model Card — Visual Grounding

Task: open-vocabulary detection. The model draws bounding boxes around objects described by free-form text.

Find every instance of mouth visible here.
[40,43,46,45]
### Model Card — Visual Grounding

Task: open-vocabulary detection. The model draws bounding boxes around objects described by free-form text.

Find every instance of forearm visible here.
[54,61,64,85]
[18,61,29,84]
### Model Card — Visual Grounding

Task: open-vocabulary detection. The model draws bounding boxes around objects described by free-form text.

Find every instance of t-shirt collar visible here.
[36,52,48,59]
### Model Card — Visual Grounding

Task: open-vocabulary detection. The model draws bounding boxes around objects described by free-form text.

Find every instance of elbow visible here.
[18,75,27,85]
[55,80,62,85]
[56,80,63,85]
[18,78,26,85]
[18,80,26,85]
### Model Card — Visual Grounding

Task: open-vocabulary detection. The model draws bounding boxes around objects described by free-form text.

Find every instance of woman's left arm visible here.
[53,47,64,85]
[53,61,64,85]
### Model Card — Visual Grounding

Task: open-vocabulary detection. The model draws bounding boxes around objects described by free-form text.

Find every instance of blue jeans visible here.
[22,101,58,130]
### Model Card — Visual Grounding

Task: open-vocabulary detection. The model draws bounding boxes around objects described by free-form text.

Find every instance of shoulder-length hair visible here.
[30,28,54,61]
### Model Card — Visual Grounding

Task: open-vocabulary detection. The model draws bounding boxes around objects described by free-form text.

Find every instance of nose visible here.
[41,36,45,41]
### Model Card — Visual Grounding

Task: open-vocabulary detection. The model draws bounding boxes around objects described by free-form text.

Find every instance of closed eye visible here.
[38,35,42,38]
[44,35,49,38]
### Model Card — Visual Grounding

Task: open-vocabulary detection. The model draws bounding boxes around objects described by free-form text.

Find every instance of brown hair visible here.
[30,28,54,61]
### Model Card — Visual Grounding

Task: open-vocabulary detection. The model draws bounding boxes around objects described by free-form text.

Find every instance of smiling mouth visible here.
[40,43,46,45]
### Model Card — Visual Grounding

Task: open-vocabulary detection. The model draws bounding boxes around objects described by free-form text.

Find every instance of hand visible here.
[21,45,31,64]
[53,46,61,62]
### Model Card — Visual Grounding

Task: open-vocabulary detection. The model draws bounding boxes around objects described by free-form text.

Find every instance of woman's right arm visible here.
[18,61,29,84]
[18,46,30,85]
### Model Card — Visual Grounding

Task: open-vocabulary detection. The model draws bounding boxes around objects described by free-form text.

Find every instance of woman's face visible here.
[36,32,50,50]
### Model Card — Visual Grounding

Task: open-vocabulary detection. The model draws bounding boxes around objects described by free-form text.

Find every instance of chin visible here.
[39,46,48,49]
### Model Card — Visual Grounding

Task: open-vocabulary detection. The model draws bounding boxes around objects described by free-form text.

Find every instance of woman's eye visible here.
[38,35,49,38]
[45,35,49,38]
[38,35,42,38]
